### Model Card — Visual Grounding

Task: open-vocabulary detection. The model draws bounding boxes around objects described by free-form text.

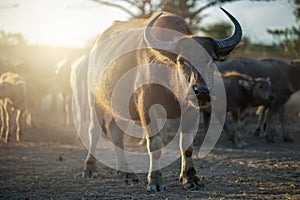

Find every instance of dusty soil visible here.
[0,112,300,200]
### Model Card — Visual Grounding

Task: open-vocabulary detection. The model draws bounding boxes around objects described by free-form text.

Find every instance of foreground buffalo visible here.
[76,9,242,192]
[55,59,72,125]
[218,58,300,142]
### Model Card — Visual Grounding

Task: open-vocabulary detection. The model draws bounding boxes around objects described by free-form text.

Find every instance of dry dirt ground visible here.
[0,111,300,200]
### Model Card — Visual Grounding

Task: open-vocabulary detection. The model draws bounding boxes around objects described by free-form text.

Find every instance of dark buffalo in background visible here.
[217,58,300,142]
[202,71,275,148]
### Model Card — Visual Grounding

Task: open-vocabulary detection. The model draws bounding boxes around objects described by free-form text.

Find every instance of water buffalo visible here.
[76,9,242,192]
[55,59,72,125]
[0,99,14,142]
[203,71,275,148]
[70,55,90,138]
[217,57,300,142]
[0,72,27,143]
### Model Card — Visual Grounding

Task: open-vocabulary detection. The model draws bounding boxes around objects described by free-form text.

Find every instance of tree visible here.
[267,0,300,55]
[200,21,232,39]
[267,26,300,54]
[91,0,273,32]
[0,31,27,46]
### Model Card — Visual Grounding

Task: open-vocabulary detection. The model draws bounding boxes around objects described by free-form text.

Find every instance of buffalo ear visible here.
[238,79,253,90]
[176,55,185,67]
[176,55,191,71]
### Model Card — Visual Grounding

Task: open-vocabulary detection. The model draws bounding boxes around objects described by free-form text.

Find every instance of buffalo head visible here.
[239,77,275,103]
[144,8,242,106]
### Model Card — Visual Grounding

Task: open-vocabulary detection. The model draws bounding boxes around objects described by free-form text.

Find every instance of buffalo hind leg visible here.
[4,100,10,143]
[265,110,276,143]
[235,117,247,148]
[278,108,293,142]
[14,109,21,142]
[108,119,139,183]
[179,132,203,189]
[0,103,4,140]
[83,91,102,178]
[82,118,101,178]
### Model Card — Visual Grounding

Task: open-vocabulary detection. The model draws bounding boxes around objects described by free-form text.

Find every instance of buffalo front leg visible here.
[146,134,166,192]
[254,106,266,137]
[179,132,203,189]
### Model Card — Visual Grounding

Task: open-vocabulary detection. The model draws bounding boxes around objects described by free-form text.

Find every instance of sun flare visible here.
[0,0,128,47]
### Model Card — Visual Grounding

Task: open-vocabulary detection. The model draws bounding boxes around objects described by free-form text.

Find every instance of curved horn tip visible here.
[219,7,240,27]
[219,7,230,16]
[151,12,163,22]
[215,7,243,57]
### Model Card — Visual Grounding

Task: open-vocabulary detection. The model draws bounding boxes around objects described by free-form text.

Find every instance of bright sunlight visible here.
[0,0,128,47]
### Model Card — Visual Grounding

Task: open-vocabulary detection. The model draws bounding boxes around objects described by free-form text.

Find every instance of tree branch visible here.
[91,0,137,17]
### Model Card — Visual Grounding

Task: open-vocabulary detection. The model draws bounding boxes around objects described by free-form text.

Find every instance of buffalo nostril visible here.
[199,86,209,93]
[193,87,200,95]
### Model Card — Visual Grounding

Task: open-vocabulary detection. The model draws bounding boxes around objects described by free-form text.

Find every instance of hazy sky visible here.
[0,0,296,47]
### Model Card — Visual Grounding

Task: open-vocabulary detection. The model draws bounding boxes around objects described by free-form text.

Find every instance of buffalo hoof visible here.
[254,129,260,137]
[82,170,98,179]
[0,138,8,144]
[283,136,294,143]
[82,165,98,179]
[180,168,204,190]
[266,136,275,143]
[147,171,165,192]
[236,140,247,149]
[147,184,167,193]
